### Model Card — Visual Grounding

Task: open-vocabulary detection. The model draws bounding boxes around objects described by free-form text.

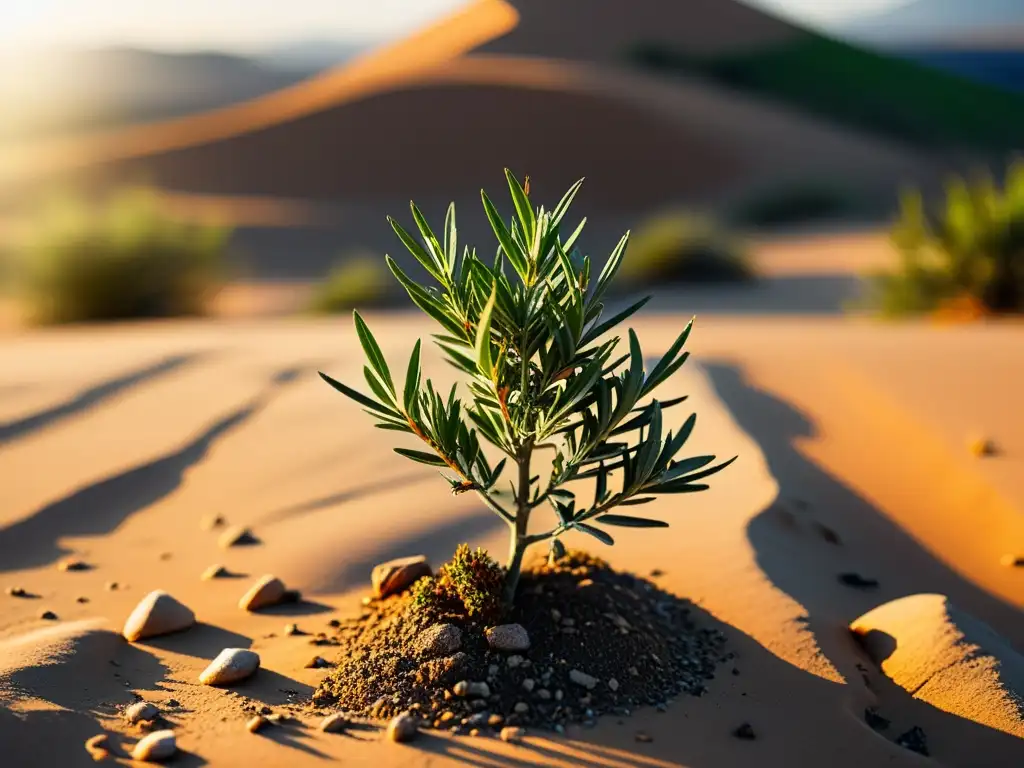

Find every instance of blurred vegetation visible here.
[630,34,1024,151]
[726,183,864,229]
[865,163,1024,318]
[13,187,229,324]
[307,254,392,314]
[617,211,753,288]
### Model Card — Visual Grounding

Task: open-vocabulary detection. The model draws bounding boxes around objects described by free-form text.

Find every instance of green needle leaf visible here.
[475,286,497,379]
[353,311,394,395]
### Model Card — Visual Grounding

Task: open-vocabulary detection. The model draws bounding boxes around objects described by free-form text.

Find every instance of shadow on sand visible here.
[0,364,308,572]
[0,353,204,446]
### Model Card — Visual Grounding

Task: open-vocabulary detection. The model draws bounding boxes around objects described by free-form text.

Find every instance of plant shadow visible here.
[252,599,335,617]
[0,363,309,572]
[141,622,252,661]
[0,352,204,446]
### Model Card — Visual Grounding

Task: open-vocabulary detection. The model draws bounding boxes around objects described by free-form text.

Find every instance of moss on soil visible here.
[312,550,728,734]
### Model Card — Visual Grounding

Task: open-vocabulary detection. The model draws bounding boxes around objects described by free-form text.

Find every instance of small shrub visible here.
[865,163,1024,317]
[615,212,753,287]
[15,187,229,324]
[727,184,860,228]
[320,170,735,606]
[412,544,505,622]
[308,254,391,313]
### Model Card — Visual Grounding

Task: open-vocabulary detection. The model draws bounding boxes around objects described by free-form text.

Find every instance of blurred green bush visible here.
[307,254,392,314]
[865,163,1024,318]
[15,187,229,324]
[617,211,754,288]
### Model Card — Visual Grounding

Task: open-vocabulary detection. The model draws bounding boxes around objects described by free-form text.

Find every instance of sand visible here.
[1,306,1022,766]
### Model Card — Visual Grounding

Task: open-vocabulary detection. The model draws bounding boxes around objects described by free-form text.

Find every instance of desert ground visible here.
[2,225,1023,767]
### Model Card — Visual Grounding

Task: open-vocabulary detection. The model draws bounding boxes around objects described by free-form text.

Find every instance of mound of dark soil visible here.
[312,551,728,734]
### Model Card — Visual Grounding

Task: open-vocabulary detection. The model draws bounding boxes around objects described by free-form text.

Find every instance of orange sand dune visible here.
[0,0,940,212]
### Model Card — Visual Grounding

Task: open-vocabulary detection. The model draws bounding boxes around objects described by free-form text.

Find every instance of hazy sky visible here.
[0,0,908,52]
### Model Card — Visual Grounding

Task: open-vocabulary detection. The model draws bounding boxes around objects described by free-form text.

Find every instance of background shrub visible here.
[727,183,861,229]
[307,254,392,314]
[865,163,1024,317]
[615,211,753,288]
[15,186,229,324]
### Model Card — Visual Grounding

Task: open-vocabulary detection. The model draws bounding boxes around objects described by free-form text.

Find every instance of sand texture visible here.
[1,310,1022,767]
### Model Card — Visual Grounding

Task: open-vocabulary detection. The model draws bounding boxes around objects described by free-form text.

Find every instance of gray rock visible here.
[123,591,195,642]
[131,730,176,762]
[485,623,530,652]
[238,575,286,611]
[124,701,159,724]
[387,712,419,742]
[199,648,260,685]
[371,556,431,598]
[415,624,462,657]
[569,669,598,689]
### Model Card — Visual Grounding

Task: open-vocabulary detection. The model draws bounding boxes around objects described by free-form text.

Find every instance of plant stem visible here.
[503,440,534,605]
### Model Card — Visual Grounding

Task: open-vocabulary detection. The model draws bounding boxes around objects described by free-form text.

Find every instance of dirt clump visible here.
[313,550,727,734]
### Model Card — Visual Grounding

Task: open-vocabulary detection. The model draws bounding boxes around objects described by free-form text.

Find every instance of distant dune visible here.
[0,0,941,216]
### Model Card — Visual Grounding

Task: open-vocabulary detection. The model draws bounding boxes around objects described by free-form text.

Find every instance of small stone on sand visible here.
[84,734,110,762]
[415,623,462,657]
[319,713,348,733]
[305,656,330,669]
[123,591,195,642]
[500,726,525,743]
[485,623,530,652]
[247,715,269,733]
[838,572,879,589]
[6,586,27,597]
[125,701,159,724]
[733,722,756,740]
[201,564,230,581]
[131,730,176,762]
[386,712,418,742]
[201,514,226,531]
[635,731,653,743]
[285,623,302,635]
[1000,554,1024,568]
[371,556,431,598]
[218,526,259,548]
[968,437,997,457]
[58,559,89,572]
[896,726,929,756]
[105,582,119,591]
[39,610,57,620]
[199,648,261,685]
[239,574,287,611]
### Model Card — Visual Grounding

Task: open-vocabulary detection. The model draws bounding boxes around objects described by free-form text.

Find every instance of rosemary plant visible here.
[320,171,735,605]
